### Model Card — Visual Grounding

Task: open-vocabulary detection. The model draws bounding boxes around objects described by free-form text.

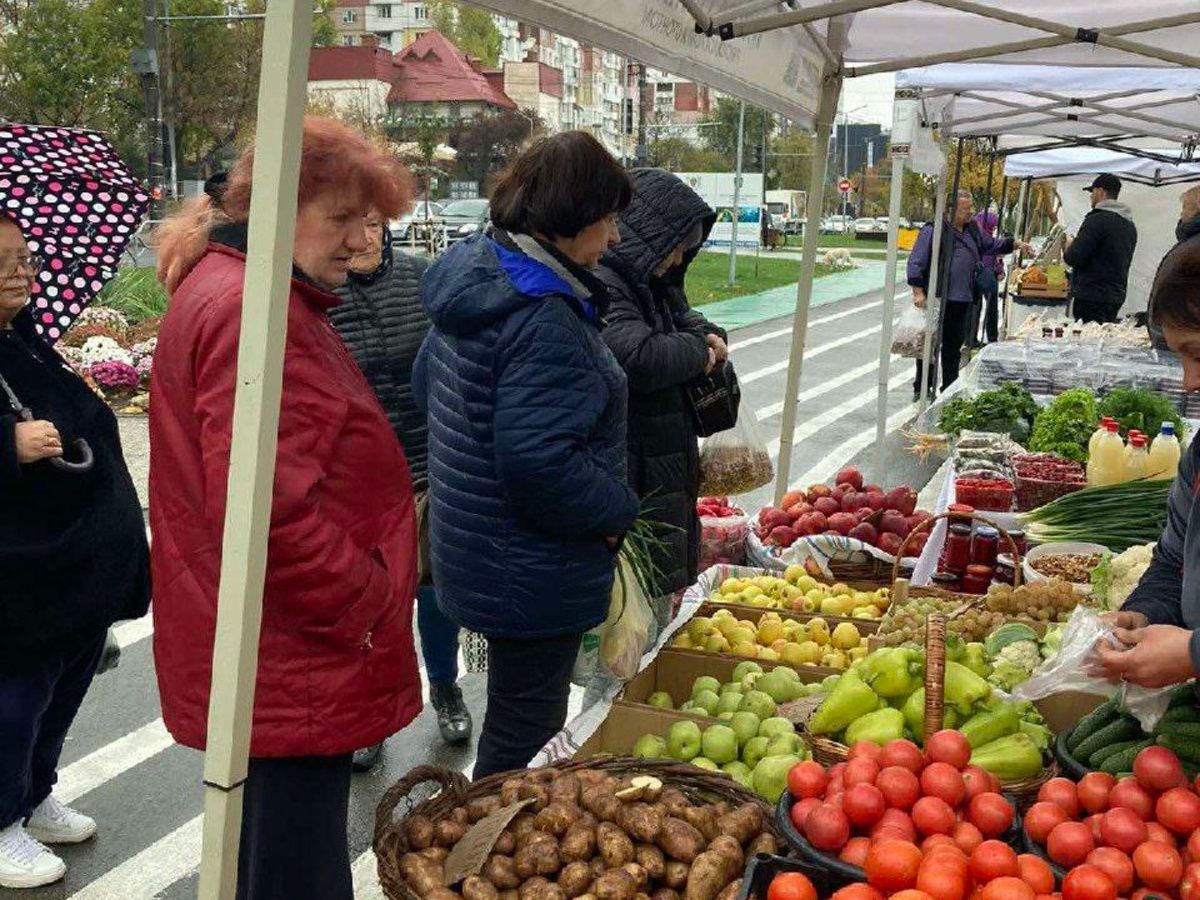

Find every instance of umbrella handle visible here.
[49,437,94,474]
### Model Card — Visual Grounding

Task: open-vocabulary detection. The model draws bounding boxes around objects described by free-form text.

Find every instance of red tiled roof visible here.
[390,30,516,109]
[308,45,398,84]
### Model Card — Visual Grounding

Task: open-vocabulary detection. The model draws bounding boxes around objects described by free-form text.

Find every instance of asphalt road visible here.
[4,284,935,900]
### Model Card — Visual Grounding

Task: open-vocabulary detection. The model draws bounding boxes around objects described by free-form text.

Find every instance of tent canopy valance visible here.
[1003,145,1200,184]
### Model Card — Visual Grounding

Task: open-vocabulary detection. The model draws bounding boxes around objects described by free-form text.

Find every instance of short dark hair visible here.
[1151,238,1200,329]
[490,131,632,239]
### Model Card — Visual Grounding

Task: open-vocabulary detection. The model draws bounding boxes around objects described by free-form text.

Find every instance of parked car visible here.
[854,217,883,234]
[439,198,490,244]
[391,201,444,241]
[821,215,852,234]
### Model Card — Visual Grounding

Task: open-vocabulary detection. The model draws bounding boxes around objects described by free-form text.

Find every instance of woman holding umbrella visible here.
[0,213,150,889]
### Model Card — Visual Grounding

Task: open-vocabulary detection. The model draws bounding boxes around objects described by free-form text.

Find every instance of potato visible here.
[577,811,598,832]
[658,818,705,864]
[559,860,594,898]
[428,890,462,900]
[535,802,576,837]
[515,838,562,878]
[681,808,718,843]
[705,837,742,877]
[683,851,734,900]
[519,781,551,812]
[590,858,608,880]
[529,769,560,785]
[406,815,436,851]
[577,770,607,788]
[435,819,467,847]
[712,803,730,819]
[594,868,639,900]
[519,877,553,900]
[501,778,524,807]
[714,881,740,900]
[583,790,622,823]
[598,822,636,869]
[561,823,598,863]
[518,830,558,853]
[746,834,778,858]
[468,796,503,823]
[550,774,582,807]
[716,805,762,847]
[651,891,681,900]
[464,875,501,900]
[663,862,690,891]
[501,892,520,900]
[621,863,650,892]
[400,852,445,897]
[495,831,517,856]
[451,807,471,827]
[660,790,690,819]
[483,855,521,890]
[616,804,664,845]
[635,845,665,881]
[511,815,538,839]
[420,847,450,863]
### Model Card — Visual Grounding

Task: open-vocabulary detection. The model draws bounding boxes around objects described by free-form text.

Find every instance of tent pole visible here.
[996,173,1010,333]
[917,176,948,414]
[773,70,842,503]
[195,1,312,897]
[873,150,906,481]
[729,100,745,286]
[1003,177,1031,339]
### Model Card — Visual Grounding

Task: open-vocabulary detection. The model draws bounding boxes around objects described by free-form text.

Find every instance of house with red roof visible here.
[308,44,399,120]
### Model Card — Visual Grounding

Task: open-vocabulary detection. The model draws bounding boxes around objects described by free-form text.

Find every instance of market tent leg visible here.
[917,176,947,414]
[872,152,907,481]
[196,1,313,897]
[1004,177,1032,338]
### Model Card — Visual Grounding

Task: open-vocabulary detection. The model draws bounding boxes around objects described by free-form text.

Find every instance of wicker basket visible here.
[891,510,1025,587]
[374,758,786,900]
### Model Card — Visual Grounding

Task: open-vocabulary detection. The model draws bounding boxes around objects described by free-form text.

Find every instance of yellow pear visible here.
[728,626,757,646]
[717,618,740,637]
[720,578,743,596]
[771,638,788,653]
[779,642,807,667]
[672,633,694,649]
[705,633,731,653]
[757,646,780,661]
[819,598,845,618]
[795,641,822,664]
[783,564,806,585]
[731,641,760,658]
[758,621,784,645]
[830,583,853,597]
[831,622,861,650]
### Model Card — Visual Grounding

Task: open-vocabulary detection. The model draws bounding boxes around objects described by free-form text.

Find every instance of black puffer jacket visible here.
[1147,214,1200,351]
[330,242,430,491]
[598,168,722,596]
[1064,200,1138,310]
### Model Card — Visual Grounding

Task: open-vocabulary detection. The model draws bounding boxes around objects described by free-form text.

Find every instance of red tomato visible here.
[1145,822,1178,847]
[891,891,935,900]
[923,835,959,853]
[847,758,882,788]
[840,836,872,868]
[1018,854,1056,895]
[1078,773,1117,815]
[829,763,847,782]
[923,762,967,809]
[805,803,852,852]
[962,766,993,803]
[791,797,821,831]
[866,839,924,892]
[954,820,985,854]
[1133,841,1185,891]
[768,872,818,900]
[1062,864,1117,900]
[1135,746,1188,794]
[1087,847,1135,895]
[1084,814,1103,844]
[970,840,1020,883]
[830,885,884,900]
[1047,821,1096,868]
[926,731,972,770]
[913,796,958,837]
[981,876,1036,900]
[845,783,888,829]
[1158,787,1200,837]
[1038,778,1081,818]
[1109,778,1155,822]
[918,865,969,900]
[1131,890,1174,900]
[1179,861,1200,900]
[789,761,829,800]
[877,766,922,810]
[881,739,926,774]
[873,827,916,845]
[1099,808,1148,854]
[1025,802,1071,845]
[849,742,885,764]
[1187,829,1200,863]
[969,793,1015,839]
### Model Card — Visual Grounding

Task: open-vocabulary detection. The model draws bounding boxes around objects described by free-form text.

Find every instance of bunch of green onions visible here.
[1019,479,1172,551]
[616,513,677,609]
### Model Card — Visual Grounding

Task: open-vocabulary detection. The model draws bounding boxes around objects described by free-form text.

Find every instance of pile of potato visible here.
[397,767,777,900]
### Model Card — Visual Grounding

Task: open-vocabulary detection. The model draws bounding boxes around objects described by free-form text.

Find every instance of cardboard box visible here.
[574,700,712,759]
[698,602,882,635]
[621,648,838,709]
[1034,691,1102,734]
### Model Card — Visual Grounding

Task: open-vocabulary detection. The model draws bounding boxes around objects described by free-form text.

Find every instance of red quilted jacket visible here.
[148,242,421,757]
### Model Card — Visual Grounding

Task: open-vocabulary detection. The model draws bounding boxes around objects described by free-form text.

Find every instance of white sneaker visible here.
[0,821,66,888]
[24,795,96,844]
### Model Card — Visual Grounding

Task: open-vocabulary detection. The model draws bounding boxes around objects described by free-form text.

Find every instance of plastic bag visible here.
[699,509,749,571]
[1013,606,1178,732]
[573,557,654,685]
[699,409,773,496]
[891,304,928,358]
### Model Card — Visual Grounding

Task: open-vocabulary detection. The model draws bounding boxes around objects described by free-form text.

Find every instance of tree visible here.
[427,0,502,67]
[767,130,812,191]
[647,137,722,172]
[311,0,337,47]
[703,97,775,165]
[451,109,538,186]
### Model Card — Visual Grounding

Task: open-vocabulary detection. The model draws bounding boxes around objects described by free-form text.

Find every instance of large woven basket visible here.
[891,510,1025,587]
[374,757,786,900]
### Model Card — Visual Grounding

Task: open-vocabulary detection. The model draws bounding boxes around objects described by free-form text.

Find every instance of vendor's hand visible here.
[1100,610,1149,630]
[704,347,717,375]
[706,333,729,363]
[14,420,62,463]
[1095,624,1196,688]
[1015,240,1035,256]
[913,287,926,310]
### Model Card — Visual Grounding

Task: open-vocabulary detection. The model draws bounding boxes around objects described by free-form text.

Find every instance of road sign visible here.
[838,177,852,194]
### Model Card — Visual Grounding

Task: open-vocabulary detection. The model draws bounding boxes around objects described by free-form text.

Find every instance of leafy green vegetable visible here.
[1099,387,1185,441]
[1091,551,1113,606]
[1029,387,1099,463]
[939,382,1039,442]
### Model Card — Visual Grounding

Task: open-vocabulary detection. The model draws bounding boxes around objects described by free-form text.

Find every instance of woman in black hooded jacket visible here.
[597,169,726,600]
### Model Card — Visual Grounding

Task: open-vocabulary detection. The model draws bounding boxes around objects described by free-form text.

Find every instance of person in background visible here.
[330,211,472,772]
[1064,173,1138,324]
[1147,184,1200,351]
[414,132,639,779]
[974,209,1005,345]
[150,117,421,900]
[597,168,723,604]
[907,190,1032,398]
[0,215,150,890]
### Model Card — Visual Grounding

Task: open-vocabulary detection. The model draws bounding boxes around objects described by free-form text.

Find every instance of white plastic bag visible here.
[573,557,654,685]
[699,409,774,496]
[891,304,928,358]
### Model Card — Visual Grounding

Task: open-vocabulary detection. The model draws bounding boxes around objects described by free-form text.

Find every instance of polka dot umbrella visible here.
[0,123,150,343]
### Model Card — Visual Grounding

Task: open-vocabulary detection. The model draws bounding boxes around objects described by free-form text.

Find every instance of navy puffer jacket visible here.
[414,229,639,639]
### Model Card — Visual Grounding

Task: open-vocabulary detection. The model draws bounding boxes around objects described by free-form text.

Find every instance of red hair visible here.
[155,116,412,293]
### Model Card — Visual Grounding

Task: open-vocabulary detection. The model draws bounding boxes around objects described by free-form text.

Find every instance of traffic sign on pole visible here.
[838,177,852,194]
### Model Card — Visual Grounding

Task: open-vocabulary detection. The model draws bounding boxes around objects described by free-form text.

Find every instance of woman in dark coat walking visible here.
[597,169,726,599]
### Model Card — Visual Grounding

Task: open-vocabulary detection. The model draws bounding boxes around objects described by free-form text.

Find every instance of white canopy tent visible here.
[1003,145,1200,184]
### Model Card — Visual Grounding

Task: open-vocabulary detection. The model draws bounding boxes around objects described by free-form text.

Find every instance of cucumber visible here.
[1167,683,1197,709]
[1157,734,1200,764]
[1088,738,1148,768]
[1157,706,1200,726]
[1156,722,1200,740]
[1101,739,1153,775]
[1074,717,1142,763]
[1068,697,1120,753]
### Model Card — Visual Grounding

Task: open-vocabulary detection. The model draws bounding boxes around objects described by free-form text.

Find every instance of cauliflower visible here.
[996,640,1041,671]
[989,661,1032,692]
[1092,544,1155,611]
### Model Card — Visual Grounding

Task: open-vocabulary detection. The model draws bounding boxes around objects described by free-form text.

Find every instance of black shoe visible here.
[352,743,383,773]
[430,682,473,745]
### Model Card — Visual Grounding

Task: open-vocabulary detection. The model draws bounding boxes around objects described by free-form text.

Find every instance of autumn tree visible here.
[646,137,726,172]
[451,109,539,186]
[427,0,502,67]
[703,97,775,164]
[766,129,812,191]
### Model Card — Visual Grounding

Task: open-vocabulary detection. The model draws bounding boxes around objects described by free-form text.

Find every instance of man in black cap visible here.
[1064,173,1138,324]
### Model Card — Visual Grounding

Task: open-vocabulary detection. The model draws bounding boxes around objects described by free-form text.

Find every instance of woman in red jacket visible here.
[149,117,420,900]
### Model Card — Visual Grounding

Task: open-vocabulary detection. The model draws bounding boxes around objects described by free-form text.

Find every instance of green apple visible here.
[720,682,743,697]
[716,692,744,716]
[738,689,777,721]
[667,720,702,761]
[752,754,802,804]
[742,735,771,770]
[758,717,796,740]
[690,757,719,771]
[722,761,754,788]
[646,691,674,710]
[775,665,802,683]
[692,689,721,717]
[691,676,721,699]
[756,671,798,704]
[766,732,803,757]
[729,711,762,748]
[632,733,668,759]
[739,672,763,693]
[678,700,697,712]
[700,724,739,765]
[733,660,763,682]
[717,711,734,722]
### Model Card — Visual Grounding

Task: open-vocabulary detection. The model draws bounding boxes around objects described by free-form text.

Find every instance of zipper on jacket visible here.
[361,631,373,651]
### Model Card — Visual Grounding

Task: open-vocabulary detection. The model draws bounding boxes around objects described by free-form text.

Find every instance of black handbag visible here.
[687,359,741,437]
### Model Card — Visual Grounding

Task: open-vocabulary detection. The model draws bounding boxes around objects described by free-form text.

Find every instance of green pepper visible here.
[860,648,924,698]
[963,643,992,679]
[809,669,880,735]
[902,687,926,735]
[943,660,992,715]
[944,633,966,663]
[969,733,1044,781]
[959,704,1021,748]
[1020,720,1053,752]
[846,708,906,746]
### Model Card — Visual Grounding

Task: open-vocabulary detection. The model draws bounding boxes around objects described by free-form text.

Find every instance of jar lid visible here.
[949,503,975,513]
[949,523,973,536]
[975,526,999,538]
[931,572,959,584]
[996,553,1015,567]
[966,564,994,576]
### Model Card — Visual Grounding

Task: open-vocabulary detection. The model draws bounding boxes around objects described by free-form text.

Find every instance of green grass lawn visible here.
[97,267,169,322]
[685,251,833,306]
[783,232,894,250]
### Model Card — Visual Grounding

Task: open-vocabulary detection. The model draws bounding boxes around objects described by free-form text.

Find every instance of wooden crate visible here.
[697,601,883,634]
[574,700,713,759]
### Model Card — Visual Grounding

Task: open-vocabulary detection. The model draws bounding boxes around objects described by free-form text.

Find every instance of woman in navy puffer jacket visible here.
[414,132,639,777]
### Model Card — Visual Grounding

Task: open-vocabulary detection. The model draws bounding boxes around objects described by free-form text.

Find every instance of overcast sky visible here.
[840,73,896,126]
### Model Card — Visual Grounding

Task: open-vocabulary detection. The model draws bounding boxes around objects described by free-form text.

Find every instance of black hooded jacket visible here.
[1147,214,1200,351]
[0,309,149,667]
[597,168,723,596]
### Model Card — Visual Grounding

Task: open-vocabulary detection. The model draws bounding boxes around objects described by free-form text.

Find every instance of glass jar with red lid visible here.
[972,526,1000,567]
[931,571,961,592]
[961,564,994,595]
[994,555,1016,586]
[1007,529,1028,558]
[940,523,972,573]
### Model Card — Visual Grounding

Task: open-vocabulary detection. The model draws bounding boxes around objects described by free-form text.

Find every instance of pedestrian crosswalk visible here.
[9,286,924,900]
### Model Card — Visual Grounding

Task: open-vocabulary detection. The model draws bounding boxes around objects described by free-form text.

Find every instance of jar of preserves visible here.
[940,523,973,573]
[972,526,1000,567]
[931,571,961,592]
[961,564,994,595]
[994,554,1016,586]
[1008,529,1028,558]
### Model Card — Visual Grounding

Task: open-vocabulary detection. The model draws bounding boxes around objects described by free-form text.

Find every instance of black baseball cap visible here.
[1084,173,1122,195]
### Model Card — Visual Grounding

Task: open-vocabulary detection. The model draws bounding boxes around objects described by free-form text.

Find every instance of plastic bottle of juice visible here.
[1148,422,1183,480]
[1125,433,1149,481]
[1123,429,1143,469]
[1090,420,1127,486]
[1089,417,1115,459]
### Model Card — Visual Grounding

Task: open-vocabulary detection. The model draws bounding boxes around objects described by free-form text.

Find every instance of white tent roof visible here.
[1003,145,1200,182]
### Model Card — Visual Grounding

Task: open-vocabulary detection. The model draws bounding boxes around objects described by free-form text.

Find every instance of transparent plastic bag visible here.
[699,409,774,496]
[891,304,928,358]
[698,512,749,570]
[574,557,655,687]
[1013,606,1179,732]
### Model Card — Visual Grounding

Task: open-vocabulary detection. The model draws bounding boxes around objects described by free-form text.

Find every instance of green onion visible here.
[1018,479,1171,551]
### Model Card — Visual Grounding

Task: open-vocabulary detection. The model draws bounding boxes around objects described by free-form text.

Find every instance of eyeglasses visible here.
[0,252,42,280]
